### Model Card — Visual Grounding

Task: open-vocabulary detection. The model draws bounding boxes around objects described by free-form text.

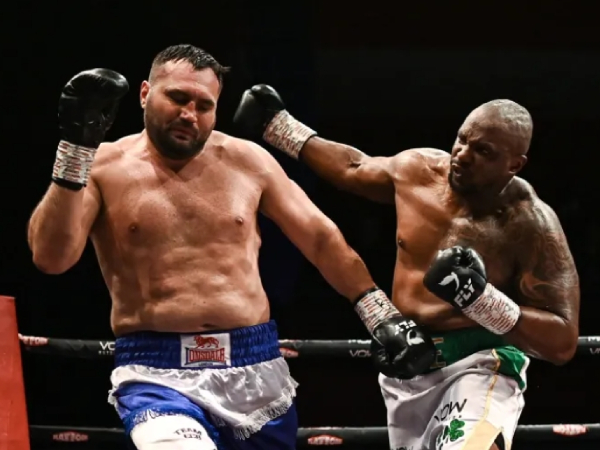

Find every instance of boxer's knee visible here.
[130,414,217,450]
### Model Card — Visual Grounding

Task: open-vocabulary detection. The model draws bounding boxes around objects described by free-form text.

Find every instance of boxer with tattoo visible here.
[234,90,580,450]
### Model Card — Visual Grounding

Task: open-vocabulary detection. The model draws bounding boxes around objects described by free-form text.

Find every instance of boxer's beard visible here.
[448,169,477,195]
[144,110,213,160]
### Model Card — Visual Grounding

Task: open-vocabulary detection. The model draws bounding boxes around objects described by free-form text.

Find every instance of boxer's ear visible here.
[140,81,150,109]
[509,155,527,175]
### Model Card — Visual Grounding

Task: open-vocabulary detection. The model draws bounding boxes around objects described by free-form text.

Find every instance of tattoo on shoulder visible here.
[518,202,579,311]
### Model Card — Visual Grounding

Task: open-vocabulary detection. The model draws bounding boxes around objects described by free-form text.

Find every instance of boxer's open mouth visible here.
[451,164,469,178]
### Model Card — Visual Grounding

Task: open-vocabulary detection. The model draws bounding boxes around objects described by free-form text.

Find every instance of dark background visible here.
[2,1,599,449]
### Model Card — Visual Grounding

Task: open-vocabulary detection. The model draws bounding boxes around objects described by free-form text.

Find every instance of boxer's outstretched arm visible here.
[258,149,376,301]
[507,202,580,365]
[233,85,396,204]
[28,176,101,274]
[298,137,396,204]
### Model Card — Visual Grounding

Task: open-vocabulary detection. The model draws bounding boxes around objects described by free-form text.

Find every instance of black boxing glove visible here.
[233,84,317,159]
[53,69,129,190]
[354,287,437,379]
[423,246,522,335]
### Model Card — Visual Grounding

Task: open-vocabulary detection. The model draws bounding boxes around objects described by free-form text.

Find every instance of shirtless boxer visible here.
[27,45,437,450]
[233,86,581,450]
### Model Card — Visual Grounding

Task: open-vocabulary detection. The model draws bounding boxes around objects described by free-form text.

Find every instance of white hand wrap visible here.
[354,288,402,335]
[463,283,521,335]
[52,140,97,186]
[262,110,317,159]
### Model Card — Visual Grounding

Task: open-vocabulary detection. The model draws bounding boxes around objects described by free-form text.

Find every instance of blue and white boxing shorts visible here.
[107,321,299,450]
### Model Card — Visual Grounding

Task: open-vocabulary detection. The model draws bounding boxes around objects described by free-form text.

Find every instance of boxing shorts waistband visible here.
[423,327,529,388]
[426,327,523,371]
[114,320,282,370]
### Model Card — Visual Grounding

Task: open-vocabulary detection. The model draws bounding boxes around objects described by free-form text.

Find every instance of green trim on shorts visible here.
[426,327,529,389]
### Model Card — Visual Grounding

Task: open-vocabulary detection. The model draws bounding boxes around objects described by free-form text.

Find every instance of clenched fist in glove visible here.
[353,287,437,378]
[423,246,522,335]
[233,84,317,159]
[53,68,129,190]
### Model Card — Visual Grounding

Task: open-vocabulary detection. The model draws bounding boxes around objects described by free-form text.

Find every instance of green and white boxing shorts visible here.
[379,327,529,450]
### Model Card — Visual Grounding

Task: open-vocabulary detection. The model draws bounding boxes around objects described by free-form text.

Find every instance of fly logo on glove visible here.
[438,271,477,307]
[406,329,426,346]
[454,277,476,307]
[439,272,460,291]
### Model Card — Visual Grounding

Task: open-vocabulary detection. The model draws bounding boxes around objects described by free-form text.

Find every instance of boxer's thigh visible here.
[379,373,441,450]
[130,414,218,450]
[428,371,525,450]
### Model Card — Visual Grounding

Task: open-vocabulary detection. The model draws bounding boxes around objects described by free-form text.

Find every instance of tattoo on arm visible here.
[518,204,580,322]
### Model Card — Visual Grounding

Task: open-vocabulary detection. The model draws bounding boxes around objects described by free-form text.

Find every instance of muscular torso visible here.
[90,132,270,336]
[391,149,533,331]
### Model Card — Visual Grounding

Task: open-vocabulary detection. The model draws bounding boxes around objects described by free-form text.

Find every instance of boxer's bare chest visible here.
[395,184,529,290]
[95,156,262,248]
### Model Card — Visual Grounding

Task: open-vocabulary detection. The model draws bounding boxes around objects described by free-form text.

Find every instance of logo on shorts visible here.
[436,419,465,448]
[181,333,231,367]
[434,399,467,449]
[188,336,225,364]
[434,399,467,422]
[194,336,220,348]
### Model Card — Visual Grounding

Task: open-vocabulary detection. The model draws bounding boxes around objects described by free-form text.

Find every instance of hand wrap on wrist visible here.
[263,110,317,159]
[463,283,521,335]
[52,140,97,188]
[354,287,402,335]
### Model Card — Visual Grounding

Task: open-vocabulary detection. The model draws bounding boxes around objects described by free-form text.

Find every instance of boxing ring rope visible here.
[18,335,600,359]
[27,423,600,445]
[19,334,600,446]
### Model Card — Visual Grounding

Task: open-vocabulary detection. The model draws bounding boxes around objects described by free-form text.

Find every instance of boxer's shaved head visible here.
[473,99,533,156]
[149,44,230,87]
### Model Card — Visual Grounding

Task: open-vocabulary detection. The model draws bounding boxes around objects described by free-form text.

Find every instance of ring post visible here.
[0,296,30,450]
